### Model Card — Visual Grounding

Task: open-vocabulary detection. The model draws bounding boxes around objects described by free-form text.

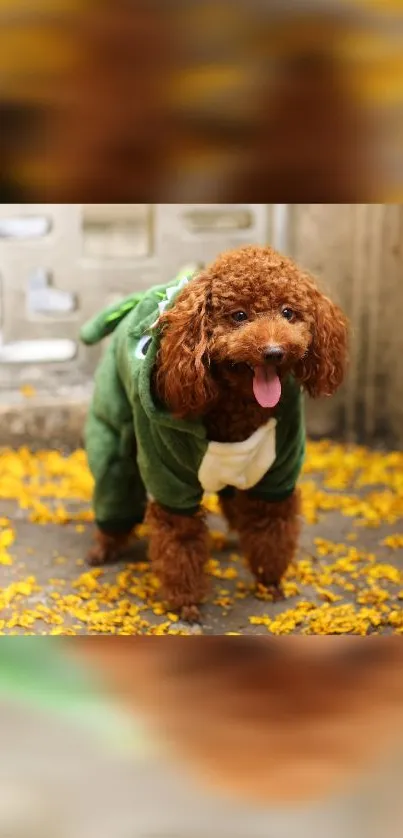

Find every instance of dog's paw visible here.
[256,581,285,602]
[266,583,285,602]
[86,536,126,567]
[179,604,202,624]
[86,543,112,566]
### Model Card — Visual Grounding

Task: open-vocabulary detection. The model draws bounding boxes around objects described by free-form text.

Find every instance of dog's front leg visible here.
[236,490,301,598]
[146,502,209,622]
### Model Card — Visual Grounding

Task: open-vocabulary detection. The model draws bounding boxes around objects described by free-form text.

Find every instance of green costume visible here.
[81,267,305,534]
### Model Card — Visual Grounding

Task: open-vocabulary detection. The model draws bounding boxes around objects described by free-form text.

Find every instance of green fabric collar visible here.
[136,333,207,439]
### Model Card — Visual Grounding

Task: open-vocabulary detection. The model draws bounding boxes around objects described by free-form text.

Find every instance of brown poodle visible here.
[85,245,348,621]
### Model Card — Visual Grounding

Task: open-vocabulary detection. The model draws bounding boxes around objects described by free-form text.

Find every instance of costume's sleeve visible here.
[133,407,205,516]
[248,380,306,502]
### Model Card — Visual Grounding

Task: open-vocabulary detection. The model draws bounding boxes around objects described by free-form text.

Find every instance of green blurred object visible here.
[0,638,152,754]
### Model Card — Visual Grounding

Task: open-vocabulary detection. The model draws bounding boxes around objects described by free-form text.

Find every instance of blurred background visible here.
[0,0,403,202]
[0,201,402,449]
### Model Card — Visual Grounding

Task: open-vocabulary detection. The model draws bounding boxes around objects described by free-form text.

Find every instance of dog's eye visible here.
[281,307,295,322]
[231,311,248,323]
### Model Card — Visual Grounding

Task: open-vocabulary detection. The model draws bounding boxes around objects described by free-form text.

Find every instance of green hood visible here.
[80,263,203,346]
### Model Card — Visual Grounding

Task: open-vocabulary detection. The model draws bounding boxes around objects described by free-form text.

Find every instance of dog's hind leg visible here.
[235,490,301,597]
[87,528,132,566]
[85,409,147,566]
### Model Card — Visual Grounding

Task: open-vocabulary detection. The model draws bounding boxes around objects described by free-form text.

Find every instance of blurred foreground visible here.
[0,637,402,838]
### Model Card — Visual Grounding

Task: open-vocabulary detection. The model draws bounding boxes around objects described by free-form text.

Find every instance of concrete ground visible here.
[0,443,402,634]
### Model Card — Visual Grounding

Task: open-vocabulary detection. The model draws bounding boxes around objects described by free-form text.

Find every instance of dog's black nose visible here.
[264,346,285,364]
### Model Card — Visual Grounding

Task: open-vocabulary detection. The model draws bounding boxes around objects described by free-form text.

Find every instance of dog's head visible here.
[156,246,349,418]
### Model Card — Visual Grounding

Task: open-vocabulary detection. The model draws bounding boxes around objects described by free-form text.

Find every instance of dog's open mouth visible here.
[252,365,281,408]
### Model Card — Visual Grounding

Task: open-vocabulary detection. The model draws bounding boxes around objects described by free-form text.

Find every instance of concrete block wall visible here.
[0,203,401,447]
[290,204,403,447]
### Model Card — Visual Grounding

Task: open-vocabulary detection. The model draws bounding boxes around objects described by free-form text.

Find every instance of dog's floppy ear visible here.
[155,272,218,418]
[295,284,349,398]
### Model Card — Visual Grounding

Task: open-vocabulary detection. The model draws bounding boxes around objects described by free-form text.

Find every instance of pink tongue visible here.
[253,365,282,408]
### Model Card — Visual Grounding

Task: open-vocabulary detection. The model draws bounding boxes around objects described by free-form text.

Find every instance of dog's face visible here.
[157,246,349,418]
[207,266,317,409]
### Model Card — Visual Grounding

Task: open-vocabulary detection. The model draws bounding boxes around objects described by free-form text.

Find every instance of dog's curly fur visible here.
[92,245,348,620]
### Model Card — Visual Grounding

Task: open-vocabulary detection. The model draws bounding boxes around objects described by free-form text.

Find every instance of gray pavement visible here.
[0,477,401,635]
